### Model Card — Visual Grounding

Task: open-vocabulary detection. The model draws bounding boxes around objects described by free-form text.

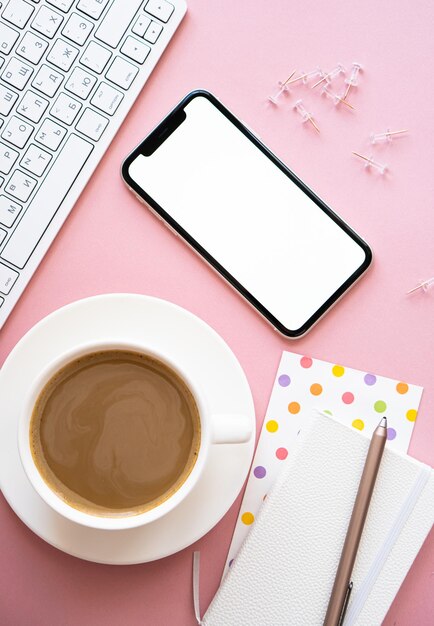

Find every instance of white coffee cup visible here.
[18,340,253,531]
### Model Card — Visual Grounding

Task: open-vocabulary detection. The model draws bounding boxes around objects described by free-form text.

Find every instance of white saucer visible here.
[0,294,255,564]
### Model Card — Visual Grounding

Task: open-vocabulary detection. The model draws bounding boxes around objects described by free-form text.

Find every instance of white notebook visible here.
[203,412,434,626]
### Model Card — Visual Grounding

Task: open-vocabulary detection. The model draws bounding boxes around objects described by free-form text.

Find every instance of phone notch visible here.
[141,108,187,156]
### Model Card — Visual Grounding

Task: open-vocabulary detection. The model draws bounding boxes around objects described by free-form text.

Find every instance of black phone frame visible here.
[121,90,372,338]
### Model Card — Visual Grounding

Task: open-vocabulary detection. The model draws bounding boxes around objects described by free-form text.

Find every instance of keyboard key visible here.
[80,41,111,74]
[5,169,37,202]
[32,64,63,97]
[75,107,108,140]
[120,36,150,64]
[0,22,20,54]
[90,82,123,115]
[31,5,63,38]
[47,39,79,71]
[16,90,48,123]
[0,229,6,245]
[144,21,163,44]
[0,176,4,187]
[0,195,22,227]
[2,116,34,149]
[0,297,3,307]
[132,14,151,37]
[2,0,34,28]
[62,12,93,45]
[65,67,97,100]
[0,263,19,294]
[21,144,52,176]
[95,0,142,48]
[0,85,19,116]
[0,143,19,174]
[35,118,66,150]
[145,0,174,23]
[1,134,93,268]
[51,92,82,125]
[106,56,138,90]
[77,0,109,20]
[47,0,74,12]
[1,57,33,90]
[16,31,48,64]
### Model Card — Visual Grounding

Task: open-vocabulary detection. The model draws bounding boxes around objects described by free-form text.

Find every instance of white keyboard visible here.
[0,0,186,329]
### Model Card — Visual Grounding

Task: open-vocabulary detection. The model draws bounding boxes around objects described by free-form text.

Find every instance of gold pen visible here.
[323,417,388,626]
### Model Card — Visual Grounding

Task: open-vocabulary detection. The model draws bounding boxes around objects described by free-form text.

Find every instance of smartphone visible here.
[122,90,372,338]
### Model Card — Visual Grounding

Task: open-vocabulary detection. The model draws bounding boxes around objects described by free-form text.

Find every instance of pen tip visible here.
[379,416,387,428]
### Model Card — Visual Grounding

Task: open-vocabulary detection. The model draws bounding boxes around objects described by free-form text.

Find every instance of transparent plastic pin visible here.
[343,62,363,99]
[353,152,387,174]
[293,99,320,132]
[285,67,323,86]
[322,84,355,109]
[370,129,408,144]
[407,277,434,294]
[312,63,345,88]
[267,70,296,104]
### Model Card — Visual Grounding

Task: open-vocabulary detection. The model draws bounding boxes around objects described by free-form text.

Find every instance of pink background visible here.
[1,0,433,623]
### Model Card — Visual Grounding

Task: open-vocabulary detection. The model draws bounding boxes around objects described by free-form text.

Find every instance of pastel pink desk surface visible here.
[1,0,433,624]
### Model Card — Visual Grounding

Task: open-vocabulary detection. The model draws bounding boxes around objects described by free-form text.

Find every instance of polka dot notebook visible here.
[224,351,423,576]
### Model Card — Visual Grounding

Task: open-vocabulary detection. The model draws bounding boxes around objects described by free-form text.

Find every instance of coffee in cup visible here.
[29,350,201,517]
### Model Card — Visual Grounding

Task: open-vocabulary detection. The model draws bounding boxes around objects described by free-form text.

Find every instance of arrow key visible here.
[120,36,150,65]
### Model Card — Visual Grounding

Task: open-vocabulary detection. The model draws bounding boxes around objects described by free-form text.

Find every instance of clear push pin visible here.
[322,84,355,109]
[293,99,320,132]
[312,63,345,89]
[370,129,408,144]
[343,62,363,100]
[285,67,323,86]
[352,152,387,174]
[267,70,297,104]
[407,277,434,294]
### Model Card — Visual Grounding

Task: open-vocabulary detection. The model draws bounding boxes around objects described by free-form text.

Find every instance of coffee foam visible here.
[30,351,201,517]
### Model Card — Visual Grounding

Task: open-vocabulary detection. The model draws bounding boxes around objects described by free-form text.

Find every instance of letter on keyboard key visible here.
[65,67,96,100]
[77,0,109,19]
[62,13,93,46]
[35,118,67,150]
[32,64,63,97]
[47,39,79,72]
[106,57,138,90]
[0,143,19,175]
[0,23,20,54]
[31,6,63,38]
[1,134,93,269]
[3,0,34,28]
[16,32,49,64]
[21,144,52,176]
[51,92,82,125]
[0,85,19,116]
[95,0,142,48]
[0,263,19,294]
[5,169,37,202]
[1,58,33,90]
[17,91,49,123]
[2,116,34,149]
[0,196,22,228]
[145,0,174,23]
[75,108,108,140]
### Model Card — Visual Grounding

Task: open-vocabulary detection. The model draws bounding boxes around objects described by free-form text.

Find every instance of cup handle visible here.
[211,414,253,444]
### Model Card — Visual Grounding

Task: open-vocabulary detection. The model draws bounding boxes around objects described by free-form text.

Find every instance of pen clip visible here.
[337,582,353,626]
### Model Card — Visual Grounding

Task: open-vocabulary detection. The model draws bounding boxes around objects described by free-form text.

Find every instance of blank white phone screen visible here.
[128,96,367,332]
